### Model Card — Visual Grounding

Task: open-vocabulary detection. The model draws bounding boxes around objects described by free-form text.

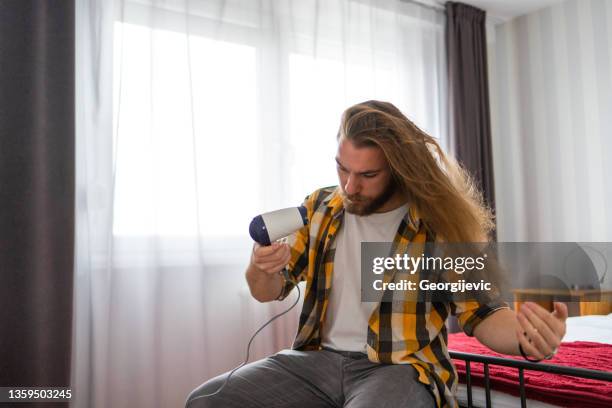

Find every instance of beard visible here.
[341,179,399,216]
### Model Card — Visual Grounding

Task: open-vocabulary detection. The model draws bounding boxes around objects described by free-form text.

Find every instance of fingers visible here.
[552,302,568,340]
[254,242,288,261]
[515,325,545,360]
[256,253,291,274]
[516,302,567,360]
[553,302,569,321]
[523,303,560,340]
[517,304,558,356]
[254,242,286,257]
[252,243,291,275]
[525,302,566,340]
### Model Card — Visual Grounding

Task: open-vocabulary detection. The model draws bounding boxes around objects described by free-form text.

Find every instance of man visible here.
[186,101,567,407]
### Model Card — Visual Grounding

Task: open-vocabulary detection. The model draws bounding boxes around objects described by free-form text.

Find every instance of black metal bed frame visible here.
[449,351,612,408]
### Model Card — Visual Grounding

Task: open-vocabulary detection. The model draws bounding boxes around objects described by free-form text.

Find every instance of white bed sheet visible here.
[455,313,612,407]
[563,313,612,344]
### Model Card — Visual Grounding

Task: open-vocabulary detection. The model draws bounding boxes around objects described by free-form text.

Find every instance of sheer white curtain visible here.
[73,0,447,407]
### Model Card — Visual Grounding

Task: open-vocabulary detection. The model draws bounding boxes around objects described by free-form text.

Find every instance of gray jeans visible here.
[186,348,435,408]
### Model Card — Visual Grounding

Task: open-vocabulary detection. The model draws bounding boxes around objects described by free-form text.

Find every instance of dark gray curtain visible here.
[446,2,496,229]
[0,0,75,401]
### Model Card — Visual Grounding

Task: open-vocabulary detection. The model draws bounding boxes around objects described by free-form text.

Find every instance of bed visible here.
[448,313,612,408]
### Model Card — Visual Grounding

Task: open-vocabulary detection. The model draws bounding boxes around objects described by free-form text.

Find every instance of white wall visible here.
[488,0,612,242]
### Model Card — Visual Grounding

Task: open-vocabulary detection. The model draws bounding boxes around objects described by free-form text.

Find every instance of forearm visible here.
[473,308,521,355]
[245,262,284,303]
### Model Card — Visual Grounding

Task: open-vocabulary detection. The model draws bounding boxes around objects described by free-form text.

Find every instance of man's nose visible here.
[344,174,360,195]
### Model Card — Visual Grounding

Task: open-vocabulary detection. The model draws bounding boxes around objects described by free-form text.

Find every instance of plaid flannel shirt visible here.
[278,186,508,408]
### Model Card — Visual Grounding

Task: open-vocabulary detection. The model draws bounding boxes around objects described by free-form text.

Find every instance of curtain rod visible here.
[401,0,446,13]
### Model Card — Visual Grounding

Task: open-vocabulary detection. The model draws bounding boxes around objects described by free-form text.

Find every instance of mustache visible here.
[343,193,367,202]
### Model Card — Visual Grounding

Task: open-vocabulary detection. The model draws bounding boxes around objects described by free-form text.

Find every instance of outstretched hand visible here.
[515,302,568,360]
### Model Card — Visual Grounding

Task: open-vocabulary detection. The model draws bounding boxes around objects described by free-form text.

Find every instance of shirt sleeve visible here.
[276,194,312,301]
[446,241,509,336]
[452,299,509,336]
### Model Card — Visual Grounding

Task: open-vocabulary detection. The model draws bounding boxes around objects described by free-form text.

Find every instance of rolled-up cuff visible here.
[461,301,509,336]
[276,268,298,301]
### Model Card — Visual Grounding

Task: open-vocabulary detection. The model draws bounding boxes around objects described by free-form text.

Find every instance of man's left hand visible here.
[515,301,568,360]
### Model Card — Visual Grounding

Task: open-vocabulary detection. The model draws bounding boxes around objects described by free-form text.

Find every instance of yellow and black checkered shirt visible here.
[278,186,507,408]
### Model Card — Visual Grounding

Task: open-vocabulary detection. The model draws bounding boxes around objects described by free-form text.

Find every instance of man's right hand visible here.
[251,242,291,275]
[246,242,291,302]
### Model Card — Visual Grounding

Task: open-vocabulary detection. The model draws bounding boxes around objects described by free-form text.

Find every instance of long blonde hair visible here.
[337,100,494,242]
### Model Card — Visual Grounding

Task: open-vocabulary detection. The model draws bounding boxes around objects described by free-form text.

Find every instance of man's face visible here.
[336,138,396,215]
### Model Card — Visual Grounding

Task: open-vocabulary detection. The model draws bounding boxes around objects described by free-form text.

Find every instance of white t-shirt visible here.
[321,204,408,352]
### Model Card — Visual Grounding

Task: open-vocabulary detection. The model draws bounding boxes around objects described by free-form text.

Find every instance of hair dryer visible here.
[249,206,308,246]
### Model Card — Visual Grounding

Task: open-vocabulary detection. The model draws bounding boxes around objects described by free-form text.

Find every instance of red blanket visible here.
[448,333,612,408]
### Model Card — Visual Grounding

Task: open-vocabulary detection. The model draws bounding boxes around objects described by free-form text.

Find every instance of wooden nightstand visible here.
[512,288,612,316]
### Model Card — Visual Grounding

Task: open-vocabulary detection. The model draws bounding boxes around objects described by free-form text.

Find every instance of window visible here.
[112,0,446,248]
